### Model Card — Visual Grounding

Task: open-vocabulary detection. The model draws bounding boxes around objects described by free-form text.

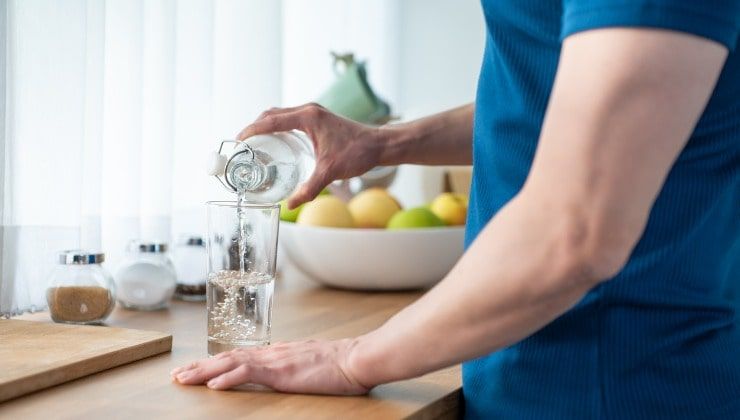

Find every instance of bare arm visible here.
[173,28,727,393]
[379,103,474,166]
[235,103,473,207]
[349,28,728,384]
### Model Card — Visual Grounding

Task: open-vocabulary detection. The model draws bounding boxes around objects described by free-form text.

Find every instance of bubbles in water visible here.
[207,270,274,343]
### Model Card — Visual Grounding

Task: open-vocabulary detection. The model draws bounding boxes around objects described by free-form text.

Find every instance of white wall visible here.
[398,0,485,120]
[281,0,401,108]
[391,0,485,206]
[282,0,485,206]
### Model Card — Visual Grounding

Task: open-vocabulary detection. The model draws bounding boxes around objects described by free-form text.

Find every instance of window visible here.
[0,0,483,316]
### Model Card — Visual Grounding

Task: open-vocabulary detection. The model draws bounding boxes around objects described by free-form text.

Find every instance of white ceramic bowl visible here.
[279,222,465,290]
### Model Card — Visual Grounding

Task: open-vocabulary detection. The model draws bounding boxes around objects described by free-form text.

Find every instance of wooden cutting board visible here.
[0,319,172,403]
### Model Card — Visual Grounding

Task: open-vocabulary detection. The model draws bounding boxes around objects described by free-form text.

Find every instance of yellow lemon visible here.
[296,196,354,228]
[348,188,402,228]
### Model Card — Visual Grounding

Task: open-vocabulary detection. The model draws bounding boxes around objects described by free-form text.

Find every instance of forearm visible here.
[377,104,474,166]
[347,190,601,385]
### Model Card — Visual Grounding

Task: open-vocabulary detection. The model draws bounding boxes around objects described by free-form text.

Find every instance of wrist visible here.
[374,123,419,166]
[345,334,377,389]
[345,330,395,389]
[346,324,420,389]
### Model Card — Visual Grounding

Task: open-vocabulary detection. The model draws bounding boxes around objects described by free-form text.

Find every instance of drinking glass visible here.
[206,201,279,355]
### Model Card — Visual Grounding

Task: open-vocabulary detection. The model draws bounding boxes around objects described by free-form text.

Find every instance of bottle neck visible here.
[232,160,267,192]
[226,147,270,193]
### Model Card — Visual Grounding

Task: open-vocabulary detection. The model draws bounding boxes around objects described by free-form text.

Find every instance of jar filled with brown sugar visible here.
[46,250,116,325]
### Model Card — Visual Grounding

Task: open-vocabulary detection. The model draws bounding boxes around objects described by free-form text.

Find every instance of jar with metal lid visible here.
[114,241,176,311]
[172,235,208,301]
[46,250,116,324]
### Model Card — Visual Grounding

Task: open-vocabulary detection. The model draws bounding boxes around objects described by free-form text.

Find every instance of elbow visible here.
[554,210,644,288]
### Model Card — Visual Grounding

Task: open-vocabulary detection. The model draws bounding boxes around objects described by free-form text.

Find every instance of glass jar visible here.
[173,235,208,301]
[46,250,116,325]
[114,241,176,311]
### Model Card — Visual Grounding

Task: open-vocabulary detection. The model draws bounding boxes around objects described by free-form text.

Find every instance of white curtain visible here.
[0,0,405,316]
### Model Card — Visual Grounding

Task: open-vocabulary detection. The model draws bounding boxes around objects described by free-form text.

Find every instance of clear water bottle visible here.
[208,131,315,203]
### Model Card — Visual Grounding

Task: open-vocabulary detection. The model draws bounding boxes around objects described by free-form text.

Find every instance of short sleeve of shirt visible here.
[561,0,740,50]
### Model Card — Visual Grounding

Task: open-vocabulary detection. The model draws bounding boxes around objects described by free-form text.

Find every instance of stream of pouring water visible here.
[207,190,261,352]
[237,191,250,273]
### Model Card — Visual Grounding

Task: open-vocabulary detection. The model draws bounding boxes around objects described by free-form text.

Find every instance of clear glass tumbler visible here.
[206,201,279,355]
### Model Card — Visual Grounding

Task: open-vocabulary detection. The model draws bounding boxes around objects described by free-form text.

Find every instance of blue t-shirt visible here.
[465,1,740,419]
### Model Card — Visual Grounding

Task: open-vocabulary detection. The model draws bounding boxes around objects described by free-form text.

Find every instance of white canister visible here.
[115,241,176,311]
[172,236,208,301]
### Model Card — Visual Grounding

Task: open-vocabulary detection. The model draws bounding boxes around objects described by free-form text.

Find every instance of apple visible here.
[386,207,445,229]
[279,188,332,222]
[279,200,304,222]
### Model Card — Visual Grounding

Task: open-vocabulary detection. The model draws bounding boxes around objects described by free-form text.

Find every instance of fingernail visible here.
[176,372,190,381]
[207,380,218,388]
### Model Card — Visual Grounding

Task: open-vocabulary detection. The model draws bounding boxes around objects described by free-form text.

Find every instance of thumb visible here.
[287,169,331,209]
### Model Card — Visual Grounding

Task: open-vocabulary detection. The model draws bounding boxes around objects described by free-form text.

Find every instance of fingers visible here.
[206,364,271,390]
[254,105,304,122]
[287,169,332,209]
[236,102,325,140]
[170,362,197,378]
[236,111,302,140]
[173,356,238,385]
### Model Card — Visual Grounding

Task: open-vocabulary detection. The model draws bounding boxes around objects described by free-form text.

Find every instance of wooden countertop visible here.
[1,267,462,419]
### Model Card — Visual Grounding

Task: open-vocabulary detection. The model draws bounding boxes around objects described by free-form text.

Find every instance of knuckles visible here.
[256,111,270,121]
[262,115,279,130]
[233,364,250,377]
[303,103,325,119]
[260,106,282,118]
[186,367,203,377]
[272,362,296,376]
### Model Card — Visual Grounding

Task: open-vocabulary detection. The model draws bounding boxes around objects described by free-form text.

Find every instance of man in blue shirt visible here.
[175,1,740,417]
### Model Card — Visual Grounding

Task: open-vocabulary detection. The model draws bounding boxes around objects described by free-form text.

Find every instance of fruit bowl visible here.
[279,222,465,290]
